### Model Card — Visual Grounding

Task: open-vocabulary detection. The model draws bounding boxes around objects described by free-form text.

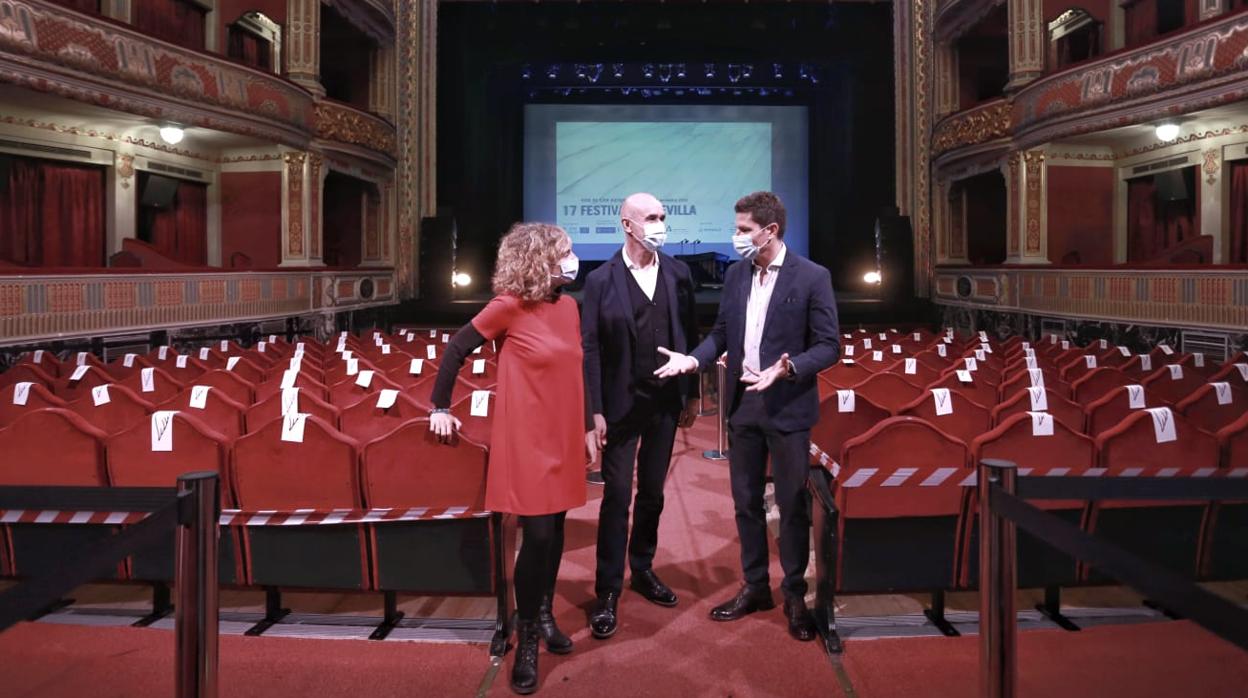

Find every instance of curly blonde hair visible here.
[492,222,572,302]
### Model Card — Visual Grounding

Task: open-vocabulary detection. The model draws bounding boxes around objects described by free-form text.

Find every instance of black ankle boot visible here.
[538,595,573,655]
[511,619,541,695]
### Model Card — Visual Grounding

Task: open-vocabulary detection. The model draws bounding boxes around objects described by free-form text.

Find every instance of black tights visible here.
[514,512,567,622]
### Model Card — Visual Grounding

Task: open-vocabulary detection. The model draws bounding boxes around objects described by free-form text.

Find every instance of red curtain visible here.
[0,157,105,267]
[149,180,207,265]
[133,0,206,51]
[1124,0,1157,46]
[228,28,271,70]
[1127,173,1198,262]
[1230,161,1248,264]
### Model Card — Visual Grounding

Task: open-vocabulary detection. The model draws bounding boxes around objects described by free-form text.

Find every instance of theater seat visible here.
[1142,364,1206,404]
[193,369,255,406]
[849,371,923,414]
[53,365,113,403]
[0,363,56,391]
[927,370,995,410]
[1203,413,1248,580]
[329,371,405,408]
[339,390,430,444]
[163,355,211,384]
[362,420,492,593]
[105,411,242,583]
[993,387,1085,433]
[1175,382,1248,435]
[68,384,155,437]
[0,408,116,579]
[120,366,184,405]
[459,355,500,389]
[255,372,328,403]
[245,387,339,433]
[965,412,1096,589]
[0,382,69,427]
[233,415,368,590]
[105,353,152,382]
[384,362,435,391]
[809,390,891,467]
[1084,384,1168,436]
[13,350,62,379]
[894,357,941,389]
[832,416,969,592]
[451,390,496,446]
[407,374,474,409]
[998,367,1067,401]
[1090,407,1220,580]
[818,360,875,390]
[160,386,247,440]
[1209,361,1248,391]
[898,389,990,446]
[1070,366,1132,405]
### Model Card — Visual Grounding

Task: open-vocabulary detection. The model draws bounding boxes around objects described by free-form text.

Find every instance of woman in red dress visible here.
[429,222,596,695]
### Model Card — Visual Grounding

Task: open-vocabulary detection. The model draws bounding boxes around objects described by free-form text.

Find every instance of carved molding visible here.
[932,98,1013,156]
[313,100,397,159]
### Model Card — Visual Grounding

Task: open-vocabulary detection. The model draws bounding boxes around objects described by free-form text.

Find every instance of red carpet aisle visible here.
[0,621,486,697]
[842,620,1248,698]
[487,418,841,697]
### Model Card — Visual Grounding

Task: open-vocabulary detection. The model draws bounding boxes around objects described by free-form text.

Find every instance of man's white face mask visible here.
[630,220,668,252]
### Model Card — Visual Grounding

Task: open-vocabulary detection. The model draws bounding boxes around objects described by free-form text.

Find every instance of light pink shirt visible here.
[742,244,787,379]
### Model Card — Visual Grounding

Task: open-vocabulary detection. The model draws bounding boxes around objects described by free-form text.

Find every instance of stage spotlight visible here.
[159,124,184,144]
[546,64,560,79]
[773,63,783,79]
[452,272,472,288]
[642,63,654,78]
[863,270,882,285]
[704,63,716,79]
[612,63,624,78]
[676,63,686,79]
[1155,122,1180,141]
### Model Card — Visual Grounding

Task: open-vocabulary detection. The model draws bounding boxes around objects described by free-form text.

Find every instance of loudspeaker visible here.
[874,207,915,301]
[140,174,180,209]
[419,211,457,302]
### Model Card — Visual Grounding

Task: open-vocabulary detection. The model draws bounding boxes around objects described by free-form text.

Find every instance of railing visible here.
[0,473,221,698]
[977,460,1248,698]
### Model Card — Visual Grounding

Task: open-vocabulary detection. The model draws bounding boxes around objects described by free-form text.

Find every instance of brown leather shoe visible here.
[709,585,775,622]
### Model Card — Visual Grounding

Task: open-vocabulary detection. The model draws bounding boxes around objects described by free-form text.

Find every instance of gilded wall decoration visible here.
[308,153,323,259]
[284,152,307,258]
[1203,149,1220,185]
[115,153,133,188]
[313,100,398,159]
[931,98,1012,156]
[1023,150,1044,254]
[1006,153,1020,256]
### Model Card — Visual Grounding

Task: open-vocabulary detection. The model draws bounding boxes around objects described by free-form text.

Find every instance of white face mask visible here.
[632,221,668,252]
[554,254,579,283]
[732,227,772,261]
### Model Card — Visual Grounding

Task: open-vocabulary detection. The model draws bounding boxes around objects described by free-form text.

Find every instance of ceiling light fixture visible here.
[159,124,184,145]
[1155,122,1180,142]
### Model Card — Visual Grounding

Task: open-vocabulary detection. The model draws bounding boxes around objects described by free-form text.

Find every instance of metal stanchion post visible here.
[979,459,1017,698]
[697,369,717,418]
[176,472,220,698]
[703,354,729,461]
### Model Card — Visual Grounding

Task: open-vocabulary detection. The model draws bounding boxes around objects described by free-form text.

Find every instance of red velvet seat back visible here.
[998,367,1068,401]
[106,411,234,506]
[245,387,339,433]
[233,415,361,510]
[459,356,500,389]
[836,416,969,519]
[993,387,1085,433]
[849,371,923,414]
[339,390,430,444]
[14,351,63,378]
[362,419,488,510]
[898,389,991,446]
[0,383,69,428]
[160,386,246,441]
[1084,384,1167,436]
[120,366,185,405]
[194,369,255,406]
[68,384,155,437]
[927,370,996,410]
[1142,364,1207,404]
[54,365,114,403]
[0,363,56,390]
[810,390,891,465]
[1220,412,1248,468]
[1096,407,1219,472]
[0,408,108,485]
[255,372,328,403]
[818,360,874,389]
[105,353,153,382]
[1210,361,1248,392]
[1070,366,1132,405]
[1176,382,1248,435]
[451,390,496,446]
[329,372,405,409]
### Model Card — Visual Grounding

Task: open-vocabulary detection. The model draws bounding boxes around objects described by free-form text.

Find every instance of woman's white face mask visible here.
[553,253,579,283]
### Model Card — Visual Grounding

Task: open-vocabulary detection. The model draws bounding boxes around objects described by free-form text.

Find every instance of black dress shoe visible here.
[589,592,619,639]
[586,470,605,485]
[709,585,775,622]
[783,597,817,642]
[629,570,678,607]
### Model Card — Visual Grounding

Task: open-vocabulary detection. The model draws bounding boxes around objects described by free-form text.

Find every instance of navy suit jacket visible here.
[689,248,840,432]
[581,250,700,424]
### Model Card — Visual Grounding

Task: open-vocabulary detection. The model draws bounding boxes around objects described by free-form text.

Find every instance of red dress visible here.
[471,293,588,515]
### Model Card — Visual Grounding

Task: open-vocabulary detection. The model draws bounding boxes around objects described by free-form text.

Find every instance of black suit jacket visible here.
[582,250,700,423]
[690,248,840,432]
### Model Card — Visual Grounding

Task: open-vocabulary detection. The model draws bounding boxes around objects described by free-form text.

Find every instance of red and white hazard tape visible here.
[833,466,1248,488]
[808,443,841,477]
[0,507,491,526]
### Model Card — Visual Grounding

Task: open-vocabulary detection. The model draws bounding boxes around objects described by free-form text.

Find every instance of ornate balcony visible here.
[0,268,396,345]
[0,0,315,146]
[931,97,1012,159]
[313,99,398,162]
[934,266,1248,332]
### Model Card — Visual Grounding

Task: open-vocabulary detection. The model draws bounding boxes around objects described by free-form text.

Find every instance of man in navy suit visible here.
[581,192,700,639]
[655,191,840,641]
